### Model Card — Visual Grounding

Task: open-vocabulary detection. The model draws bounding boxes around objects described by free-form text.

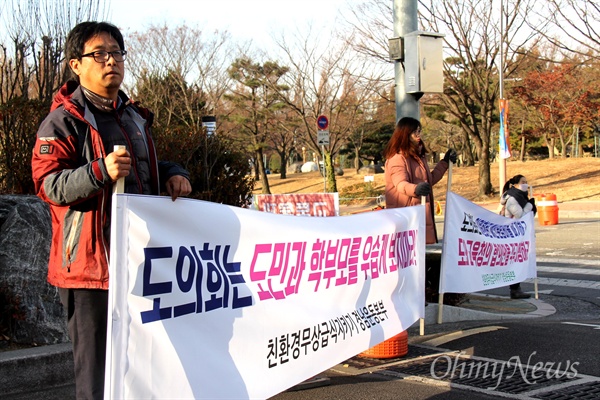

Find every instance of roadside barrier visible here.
[536,193,559,225]
[358,330,409,359]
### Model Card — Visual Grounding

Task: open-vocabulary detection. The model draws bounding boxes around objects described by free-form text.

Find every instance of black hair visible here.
[502,174,525,194]
[64,21,125,82]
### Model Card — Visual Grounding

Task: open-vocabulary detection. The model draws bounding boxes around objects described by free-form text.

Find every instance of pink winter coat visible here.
[385,152,449,244]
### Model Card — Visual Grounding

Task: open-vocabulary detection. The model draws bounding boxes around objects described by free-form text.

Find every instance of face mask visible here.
[518,183,528,192]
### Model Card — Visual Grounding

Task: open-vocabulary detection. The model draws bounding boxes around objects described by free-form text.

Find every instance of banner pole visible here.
[105,145,126,398]
[446,161,453,192]
[530,185,539,300]
[437,162,453,324]
[420,195,426,336]
[113,145,126,195]
[322,145,326,193]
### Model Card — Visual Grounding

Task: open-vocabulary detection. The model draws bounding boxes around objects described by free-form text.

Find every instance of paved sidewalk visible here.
[422,292,556,326]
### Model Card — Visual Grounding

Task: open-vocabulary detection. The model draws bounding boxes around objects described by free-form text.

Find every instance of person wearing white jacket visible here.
[500,174,537,299]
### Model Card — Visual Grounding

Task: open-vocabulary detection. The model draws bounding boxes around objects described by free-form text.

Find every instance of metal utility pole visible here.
[393,0,419,122]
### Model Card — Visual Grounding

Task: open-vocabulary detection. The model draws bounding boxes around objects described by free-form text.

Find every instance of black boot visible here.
[510,284,531,299]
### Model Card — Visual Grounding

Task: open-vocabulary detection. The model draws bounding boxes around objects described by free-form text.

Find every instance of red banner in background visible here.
[253,193,340,216]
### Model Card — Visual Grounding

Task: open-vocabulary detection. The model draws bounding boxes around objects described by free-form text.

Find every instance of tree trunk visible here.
[462,130,475,166]
[253,157,260,180]
[324,151,338,193]
[354,147,361,173]
[279,150,287,179]
[573,125,580,158]
[519,119,526,162]
[477,143,493,196]
[560,136,567,158]
[256,149,271,194]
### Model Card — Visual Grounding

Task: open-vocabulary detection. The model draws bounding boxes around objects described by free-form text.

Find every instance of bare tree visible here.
[2,0,106,100]
[0,0,106,194]
[273,25,387,192]
[126,24,235,136]
[531,0,600,61]
[341,0,544,196]
[270,107,302,179]
[419,0,539,196]
[125,24,253,203]
[338,0,394,66]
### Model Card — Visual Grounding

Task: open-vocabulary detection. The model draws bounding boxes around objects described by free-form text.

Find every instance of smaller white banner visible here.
[440,192,536,293]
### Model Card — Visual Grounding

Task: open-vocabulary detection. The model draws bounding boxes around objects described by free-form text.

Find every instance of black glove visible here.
[528,198,537,214]
[443,149,457,164]
[415,182,432,197]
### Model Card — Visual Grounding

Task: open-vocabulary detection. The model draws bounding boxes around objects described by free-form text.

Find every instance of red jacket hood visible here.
[50,81,80,112]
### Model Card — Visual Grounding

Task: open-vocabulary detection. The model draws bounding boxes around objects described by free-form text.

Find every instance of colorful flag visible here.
[499,99,511,159]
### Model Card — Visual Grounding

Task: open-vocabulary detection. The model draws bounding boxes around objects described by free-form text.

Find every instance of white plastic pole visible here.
[529,185,539,300]
[420,194,426,336]
[106,144,126,397]
[113,145,126,194]
[437,162,453,324]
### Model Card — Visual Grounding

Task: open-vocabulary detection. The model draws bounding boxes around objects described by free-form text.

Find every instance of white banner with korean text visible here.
[105,194,425,400]
[439,192,536,294]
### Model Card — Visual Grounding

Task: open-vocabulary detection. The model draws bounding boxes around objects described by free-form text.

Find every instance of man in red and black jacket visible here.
[31,21,191,400]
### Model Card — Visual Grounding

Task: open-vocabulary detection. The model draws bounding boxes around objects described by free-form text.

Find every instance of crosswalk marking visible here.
[537,266,600,276]
[537,257,600,267]
[525,277,600,290]
[562,322,600,330]
[529,264,600,289]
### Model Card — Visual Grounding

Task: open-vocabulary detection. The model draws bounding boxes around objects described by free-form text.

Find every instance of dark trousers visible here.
[59,288,108,400]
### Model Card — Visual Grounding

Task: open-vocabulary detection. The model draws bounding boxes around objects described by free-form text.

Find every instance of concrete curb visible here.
[0,343,73,396]
[559,210,600,219]
[421,295,556,325]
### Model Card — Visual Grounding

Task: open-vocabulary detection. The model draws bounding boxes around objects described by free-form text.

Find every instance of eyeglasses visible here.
[412,128,422,137]
[80,50,127,63]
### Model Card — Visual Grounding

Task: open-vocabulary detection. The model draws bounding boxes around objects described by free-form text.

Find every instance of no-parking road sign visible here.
[317,115,329,130]
[317,115,329,145]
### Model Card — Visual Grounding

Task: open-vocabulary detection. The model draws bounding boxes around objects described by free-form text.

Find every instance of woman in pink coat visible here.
[384,117,456,244]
